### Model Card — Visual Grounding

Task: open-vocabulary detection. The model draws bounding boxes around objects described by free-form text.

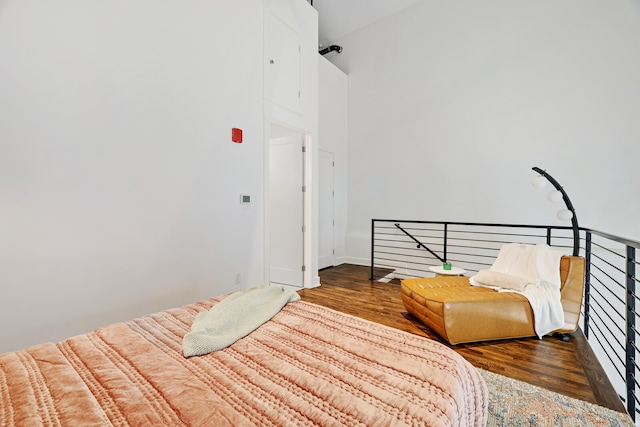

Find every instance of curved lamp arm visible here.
[532,166,580,256]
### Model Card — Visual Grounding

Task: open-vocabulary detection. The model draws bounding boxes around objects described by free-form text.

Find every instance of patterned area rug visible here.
[481,369,634,426]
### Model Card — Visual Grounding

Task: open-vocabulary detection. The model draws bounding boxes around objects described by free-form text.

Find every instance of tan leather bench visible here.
[401,256,586,344]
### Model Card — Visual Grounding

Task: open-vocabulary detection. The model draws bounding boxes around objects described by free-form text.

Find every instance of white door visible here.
[318,150,335,269]
[269,135,304,287]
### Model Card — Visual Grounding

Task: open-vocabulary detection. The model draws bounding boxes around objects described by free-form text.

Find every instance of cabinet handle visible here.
[269,59,275,64]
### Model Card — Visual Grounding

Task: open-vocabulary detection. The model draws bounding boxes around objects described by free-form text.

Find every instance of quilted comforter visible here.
[0,297,488,426]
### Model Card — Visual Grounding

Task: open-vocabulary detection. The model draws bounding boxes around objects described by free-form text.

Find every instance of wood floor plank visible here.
[299,264,626,413]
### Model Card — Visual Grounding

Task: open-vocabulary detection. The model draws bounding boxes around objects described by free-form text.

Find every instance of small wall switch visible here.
[240,194,251,204]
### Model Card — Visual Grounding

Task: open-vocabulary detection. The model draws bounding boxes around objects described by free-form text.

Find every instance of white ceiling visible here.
[313,0,424,46]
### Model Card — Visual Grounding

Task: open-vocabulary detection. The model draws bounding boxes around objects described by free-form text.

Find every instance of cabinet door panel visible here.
[264,12,301,111]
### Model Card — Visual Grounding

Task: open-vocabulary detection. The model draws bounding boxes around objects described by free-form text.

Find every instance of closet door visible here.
[318,150,335,269]
[269,135,304,288]
[264,9,301,112]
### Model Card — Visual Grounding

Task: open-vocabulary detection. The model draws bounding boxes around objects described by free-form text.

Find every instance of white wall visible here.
[319,57,349,265]
[0,0,265,353]
[327,0,640,263]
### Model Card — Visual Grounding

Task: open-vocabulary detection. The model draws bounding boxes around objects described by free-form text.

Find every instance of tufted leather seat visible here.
[401,256,586,344]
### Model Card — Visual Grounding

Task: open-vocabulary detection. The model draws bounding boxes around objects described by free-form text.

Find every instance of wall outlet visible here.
[234,273,241,285]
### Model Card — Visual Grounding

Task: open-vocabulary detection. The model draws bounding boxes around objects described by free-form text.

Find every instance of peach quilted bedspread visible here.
[0,298,487,426]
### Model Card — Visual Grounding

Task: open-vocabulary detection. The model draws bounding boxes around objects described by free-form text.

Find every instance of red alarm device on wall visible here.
[232,128,243,143]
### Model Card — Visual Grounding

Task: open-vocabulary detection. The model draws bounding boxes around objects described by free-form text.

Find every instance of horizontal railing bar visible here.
[373,242,443,250]
[376,226,444,234]
[374,236,444,243]
[445,243,506,251]
[376,263,420,273]
[374,235,444,242]
[590,247,625,264]
[590,265,626,294]
[592,276,626,305]
[449,232,551,239]
[589,279,625,310]
[373,251,440,260]
[589,311,625,340]
[386,228,444,234]
[375,228,443,235]
[589,289,624,314]
[591,241,626,260]
[371,259,428,268]
[447,230,550,238]
[372,261,438,270]
[589,316,624,345]
[374,240,443,246]
[590,298,625,335]
[389,234,558,245]
[371,263,436,271]
[590,251,626,276]
[374,237,443,245]
[588,314,625,351]
[373,246,443,254]
[589,324,625,378]
[373,218,576,230]
[374,251,440,261]
[373,262,436,271]
[588,228,640,250]
[377,237,575,247]
[445,251,497,260]
[444,237,546,246]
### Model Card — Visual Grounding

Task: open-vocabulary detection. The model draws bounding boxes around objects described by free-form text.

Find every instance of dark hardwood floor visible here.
[299,264,626,413]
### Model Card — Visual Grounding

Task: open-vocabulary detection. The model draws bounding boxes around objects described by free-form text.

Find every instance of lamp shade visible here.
[531,175,547,188]
[547,190,563,202]
[557,209,573,221]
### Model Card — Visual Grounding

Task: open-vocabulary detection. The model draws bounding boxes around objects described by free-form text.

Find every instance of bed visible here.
[0,292,488,426]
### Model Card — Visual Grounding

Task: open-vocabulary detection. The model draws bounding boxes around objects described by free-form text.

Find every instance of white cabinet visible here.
[263,0,317,121]
[264,11,301,112]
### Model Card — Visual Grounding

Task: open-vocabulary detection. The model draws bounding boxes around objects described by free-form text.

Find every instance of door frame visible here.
[265,121,316,288]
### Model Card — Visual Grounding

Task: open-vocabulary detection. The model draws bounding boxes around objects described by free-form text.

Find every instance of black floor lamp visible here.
[531,166,580,257]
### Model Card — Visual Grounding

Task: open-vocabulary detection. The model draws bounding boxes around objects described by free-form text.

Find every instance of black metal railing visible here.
[370,219,640,420]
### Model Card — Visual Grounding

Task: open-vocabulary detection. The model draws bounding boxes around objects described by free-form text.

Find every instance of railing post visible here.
[546,227,552,246]
[370,219,375,280]
[583,231,592,339]
[626,245,636,419]
[443,223,448,262]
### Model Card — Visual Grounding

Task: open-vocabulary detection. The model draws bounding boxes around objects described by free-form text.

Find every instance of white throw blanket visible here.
[470,243,566,338]
[182,284,300,357]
